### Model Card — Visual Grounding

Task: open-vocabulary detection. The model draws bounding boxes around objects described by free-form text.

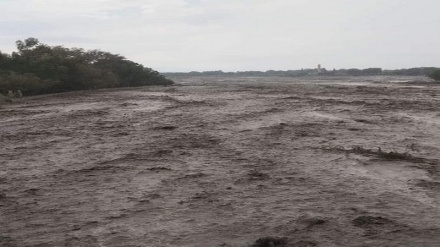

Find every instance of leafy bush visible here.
[0,93,12,103]
[428,69,440,81]
[0,72,52,95]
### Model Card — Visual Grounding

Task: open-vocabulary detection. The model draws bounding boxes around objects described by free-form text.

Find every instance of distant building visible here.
[317,64,322,73]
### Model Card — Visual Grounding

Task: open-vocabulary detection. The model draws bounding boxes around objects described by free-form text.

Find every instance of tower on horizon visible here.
[317,64,322,73]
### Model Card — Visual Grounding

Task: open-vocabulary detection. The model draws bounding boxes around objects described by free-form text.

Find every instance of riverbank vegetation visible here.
[428,69,440,81]
[0,38,173,96]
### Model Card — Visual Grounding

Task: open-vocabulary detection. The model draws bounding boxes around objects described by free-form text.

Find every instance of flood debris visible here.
[153,149,173,157]
[301,217,328,229]
[154,125,178,130]
[248,170,270,180]
[416,180,440,190]
[146,167,172,172]
[328,146,420,161]
[251,237,288,247]
[352,216,394,227]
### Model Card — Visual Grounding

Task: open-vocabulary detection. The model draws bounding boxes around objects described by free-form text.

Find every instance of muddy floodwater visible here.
[1,76,440,247]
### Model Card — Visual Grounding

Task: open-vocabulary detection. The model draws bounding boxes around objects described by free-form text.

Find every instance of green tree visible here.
[16,37,40,52]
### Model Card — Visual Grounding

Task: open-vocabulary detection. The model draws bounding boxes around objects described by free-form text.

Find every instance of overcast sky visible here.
[1,0,439,72]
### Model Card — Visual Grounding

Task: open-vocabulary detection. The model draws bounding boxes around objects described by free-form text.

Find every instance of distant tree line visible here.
[163,67,440,80]
[0,38,173,96]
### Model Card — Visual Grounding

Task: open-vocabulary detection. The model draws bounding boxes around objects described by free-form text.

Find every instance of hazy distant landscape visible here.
[1,76,440,246]
[163,67,439,78]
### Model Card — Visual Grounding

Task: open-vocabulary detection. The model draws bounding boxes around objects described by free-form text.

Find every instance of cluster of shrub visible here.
[164,67,440,81]
[429,69,440,81]
[0,38,173,97]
